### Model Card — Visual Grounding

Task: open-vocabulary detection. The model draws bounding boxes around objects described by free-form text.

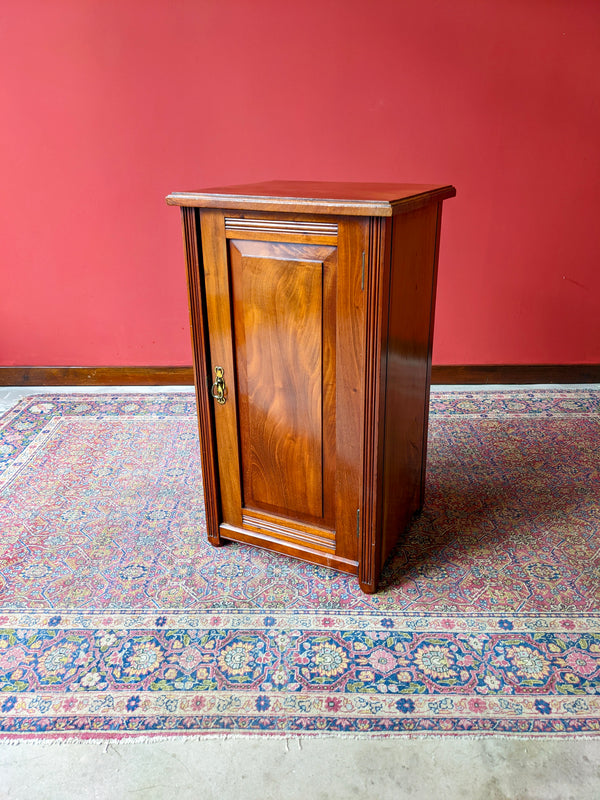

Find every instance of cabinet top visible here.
[166,180,456,217]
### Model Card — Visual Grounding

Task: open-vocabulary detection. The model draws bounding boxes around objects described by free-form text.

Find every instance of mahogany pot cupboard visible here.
[166,181,456,593]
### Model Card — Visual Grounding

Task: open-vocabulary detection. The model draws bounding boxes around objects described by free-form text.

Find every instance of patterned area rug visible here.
[0,390,598,739]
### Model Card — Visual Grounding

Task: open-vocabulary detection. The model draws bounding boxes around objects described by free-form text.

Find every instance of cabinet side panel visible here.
[181,207,222,545]
[419,203,444,507]
[380,202,440,566]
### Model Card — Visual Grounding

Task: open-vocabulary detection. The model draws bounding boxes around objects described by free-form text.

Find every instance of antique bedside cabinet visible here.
[167,181,455,593]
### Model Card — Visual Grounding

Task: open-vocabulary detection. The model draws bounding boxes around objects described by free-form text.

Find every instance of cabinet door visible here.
[200,210,366,571]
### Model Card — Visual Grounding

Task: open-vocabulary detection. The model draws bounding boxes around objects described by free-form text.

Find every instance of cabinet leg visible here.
[207,531,226,548]
[358,578,378,595]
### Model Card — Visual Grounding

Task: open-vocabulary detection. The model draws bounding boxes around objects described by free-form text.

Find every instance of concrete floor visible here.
[0,737,599,800]
[1,385,599,799]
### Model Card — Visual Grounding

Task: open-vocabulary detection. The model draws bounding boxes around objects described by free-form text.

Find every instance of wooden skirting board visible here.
[0,365,599,386]
[0,367,195,386]
[431,364,600,385]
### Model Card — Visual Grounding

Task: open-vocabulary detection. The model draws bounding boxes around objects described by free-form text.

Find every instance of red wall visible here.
[1,0,599,367]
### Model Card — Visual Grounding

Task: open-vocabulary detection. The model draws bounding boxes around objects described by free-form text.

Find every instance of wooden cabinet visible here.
[167,181,455,593]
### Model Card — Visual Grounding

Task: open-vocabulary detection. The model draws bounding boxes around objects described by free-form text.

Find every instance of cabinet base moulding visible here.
[219,523,360,577]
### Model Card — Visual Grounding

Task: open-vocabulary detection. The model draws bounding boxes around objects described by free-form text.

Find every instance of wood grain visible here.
[379,203,440,569]
[167,181,456,217]
[230,239,335,521]
[358,216,390,593]
[242,510,336,553]
[0,366,194,386]
[199,208,243,529]
[334,217,368,566]
[430,364,600,384]
[180,207,222,546]
[219,523,358,575]
[169,182,457,591]
[3,363,598,388]
[419,203,444,509]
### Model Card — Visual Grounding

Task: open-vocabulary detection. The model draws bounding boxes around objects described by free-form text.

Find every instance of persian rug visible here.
[0,390,598,739]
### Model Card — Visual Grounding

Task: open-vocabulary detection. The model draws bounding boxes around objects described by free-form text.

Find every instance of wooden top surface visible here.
[166,180,456,216]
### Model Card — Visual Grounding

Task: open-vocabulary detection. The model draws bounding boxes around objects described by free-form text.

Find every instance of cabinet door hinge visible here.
[361,252,365,291]
[356,508,360,538]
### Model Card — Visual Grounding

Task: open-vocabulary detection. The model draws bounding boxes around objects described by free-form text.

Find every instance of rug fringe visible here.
[0,730,597,746]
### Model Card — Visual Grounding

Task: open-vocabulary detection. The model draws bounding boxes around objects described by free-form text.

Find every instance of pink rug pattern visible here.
[0,391,598,737]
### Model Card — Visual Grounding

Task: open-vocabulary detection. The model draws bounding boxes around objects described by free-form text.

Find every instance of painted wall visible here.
[1,0,599,367]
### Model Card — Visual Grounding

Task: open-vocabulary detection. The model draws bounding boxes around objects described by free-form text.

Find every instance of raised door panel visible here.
[229,239,336,526]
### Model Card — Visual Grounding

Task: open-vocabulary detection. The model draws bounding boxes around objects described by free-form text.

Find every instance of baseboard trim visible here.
[0,367,195,386]
[431,364,600,385]
[1,364,599,387]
